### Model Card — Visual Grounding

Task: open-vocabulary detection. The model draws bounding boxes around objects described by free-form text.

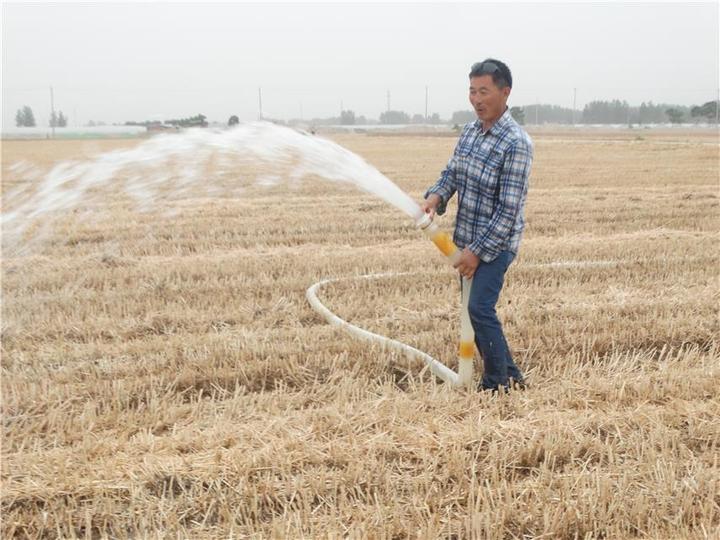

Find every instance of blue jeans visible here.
[466,250,524,391]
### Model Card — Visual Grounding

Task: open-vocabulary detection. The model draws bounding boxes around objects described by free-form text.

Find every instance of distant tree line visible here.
[125,114,208,128]
[15,105,68,127]
[516,100,719,125]
[165,114,207,128]
[49,110,68,127]
[297,99,718,127]
[581,100,688,124]
[521,104,576,125]
[690,101,719,122]
[377,110,442,125]
[13,99,717,130]
[15,106,36,127]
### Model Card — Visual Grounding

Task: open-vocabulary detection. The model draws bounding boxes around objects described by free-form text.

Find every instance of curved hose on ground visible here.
[306,272,460,386]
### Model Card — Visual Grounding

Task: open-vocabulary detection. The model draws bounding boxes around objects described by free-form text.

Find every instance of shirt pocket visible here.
[470,149,503,197]
[455,129,478,157]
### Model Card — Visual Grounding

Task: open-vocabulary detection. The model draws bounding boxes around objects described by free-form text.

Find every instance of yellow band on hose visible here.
[431,231,458,258]
[459,341,474,359]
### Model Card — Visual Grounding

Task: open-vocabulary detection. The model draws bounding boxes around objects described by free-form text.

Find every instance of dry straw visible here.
[2,129,719,538]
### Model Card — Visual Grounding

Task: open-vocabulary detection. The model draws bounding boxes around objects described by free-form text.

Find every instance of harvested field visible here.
[2,129,719,539]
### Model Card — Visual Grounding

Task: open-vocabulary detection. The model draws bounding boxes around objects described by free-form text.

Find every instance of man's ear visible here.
[503,86,511,99]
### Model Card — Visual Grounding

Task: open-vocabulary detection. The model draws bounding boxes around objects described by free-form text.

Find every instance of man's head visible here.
[468,59,512,126]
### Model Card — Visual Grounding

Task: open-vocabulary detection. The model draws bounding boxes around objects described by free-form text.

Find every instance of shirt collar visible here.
[474,106,511,135]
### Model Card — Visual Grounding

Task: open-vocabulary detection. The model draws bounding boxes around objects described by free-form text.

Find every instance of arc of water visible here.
[2,122,425,253]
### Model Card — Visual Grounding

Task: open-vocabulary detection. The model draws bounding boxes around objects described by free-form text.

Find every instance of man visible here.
[421,59,533,392]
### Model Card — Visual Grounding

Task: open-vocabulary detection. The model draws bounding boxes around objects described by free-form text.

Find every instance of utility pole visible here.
[535,98,539,125]
[258,87,263,120]
[573,88,577,125]
[425,86,428,122]
[386,90,390,113]
[50,86,56,137]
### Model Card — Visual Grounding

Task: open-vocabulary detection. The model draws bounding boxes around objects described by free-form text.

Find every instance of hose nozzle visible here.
[415,212,434,231]
[416,212,460,264]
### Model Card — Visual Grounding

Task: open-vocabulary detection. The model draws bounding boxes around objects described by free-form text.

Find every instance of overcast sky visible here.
[2,2,718,126]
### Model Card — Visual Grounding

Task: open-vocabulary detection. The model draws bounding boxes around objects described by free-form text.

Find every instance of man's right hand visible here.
[421,193,442,220]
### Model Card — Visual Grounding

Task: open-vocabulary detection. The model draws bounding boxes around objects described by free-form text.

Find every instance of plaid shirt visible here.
[425,108,533,263]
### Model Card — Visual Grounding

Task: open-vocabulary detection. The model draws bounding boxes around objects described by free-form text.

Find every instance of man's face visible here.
[469,75,511,124]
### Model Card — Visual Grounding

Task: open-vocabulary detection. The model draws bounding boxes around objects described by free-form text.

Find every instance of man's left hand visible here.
[453,248,480,279]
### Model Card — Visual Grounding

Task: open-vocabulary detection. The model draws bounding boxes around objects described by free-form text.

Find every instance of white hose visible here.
[306,257,645,387]
[306,272,460,386]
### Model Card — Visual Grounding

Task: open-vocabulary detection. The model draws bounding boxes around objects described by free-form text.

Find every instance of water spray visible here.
[3,121,477,387]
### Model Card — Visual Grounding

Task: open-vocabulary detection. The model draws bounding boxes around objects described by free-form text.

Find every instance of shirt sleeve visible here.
[424,125,472,215]
[424,155,458,216]
[468,139,533,262]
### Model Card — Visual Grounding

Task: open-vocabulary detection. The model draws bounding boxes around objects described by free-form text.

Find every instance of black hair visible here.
[469,58,512,89]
